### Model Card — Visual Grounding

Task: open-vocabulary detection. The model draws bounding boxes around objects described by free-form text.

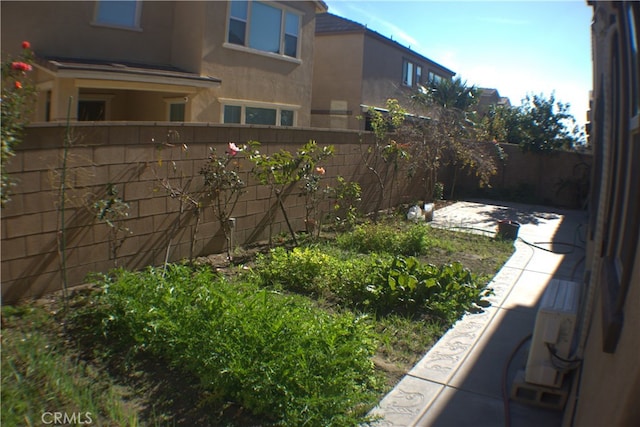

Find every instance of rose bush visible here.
[2,41,36,205]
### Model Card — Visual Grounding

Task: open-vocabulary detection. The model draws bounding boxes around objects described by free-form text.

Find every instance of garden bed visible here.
[2,212,514,426]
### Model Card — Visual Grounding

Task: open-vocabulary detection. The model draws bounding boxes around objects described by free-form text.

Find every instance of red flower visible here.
[11,62,32,72]
[14,81,22,89]
[21,41,31,50]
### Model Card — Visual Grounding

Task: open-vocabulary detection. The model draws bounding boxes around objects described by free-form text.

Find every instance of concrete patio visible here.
[369,200,588,427]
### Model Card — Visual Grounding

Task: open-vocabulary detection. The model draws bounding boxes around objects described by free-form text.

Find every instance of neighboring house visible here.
[475,87,511,117]
[0,0,327,127]
[311,12,455,130]
[564,1,639,426]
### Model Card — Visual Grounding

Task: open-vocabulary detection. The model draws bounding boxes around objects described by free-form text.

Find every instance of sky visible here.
[325,0,593,128]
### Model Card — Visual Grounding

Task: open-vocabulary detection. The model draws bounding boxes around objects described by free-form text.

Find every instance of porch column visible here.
[49,78,78,122]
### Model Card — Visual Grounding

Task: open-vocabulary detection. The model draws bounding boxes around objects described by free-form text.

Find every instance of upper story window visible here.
[228,1,301,58]
[403,60,423,87]
[428,71,444,84]
[94,0,141,29]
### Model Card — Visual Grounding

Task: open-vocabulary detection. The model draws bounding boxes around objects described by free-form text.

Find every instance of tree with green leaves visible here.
[248,140,333,246]
[409,77,500,199]
[362,99,409,222]
[479,93,585,152]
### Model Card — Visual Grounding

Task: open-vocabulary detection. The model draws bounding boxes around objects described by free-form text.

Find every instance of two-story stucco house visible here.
[311,12,455,130]
[0,0,327,126]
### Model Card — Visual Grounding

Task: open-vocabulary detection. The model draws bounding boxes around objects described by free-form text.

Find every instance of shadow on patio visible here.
[370,199,588,427]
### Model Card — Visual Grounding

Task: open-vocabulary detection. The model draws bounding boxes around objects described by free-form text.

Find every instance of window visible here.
[246,106,277,125]
[222,102,296,126]
[78,100,106,121]
[403,60,425,87]
[281,110,294,126]
[94,0,140,29]
[402,60,414,87]
[228,1,248,45]
[428,71,444,84]
[597,3,640,354]
[284,12,299,57]
[169,103,185,122]
[227,1,301,58]
[224,105,242,124]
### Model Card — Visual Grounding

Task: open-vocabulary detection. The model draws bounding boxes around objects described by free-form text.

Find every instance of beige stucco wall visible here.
[1,1,176,67]
[564,3,640,425]
[311,32,365,129]
[194,1,318,126]
[361,34,454,117]
[570,245,640,426]
[2,1,319,126]
[311,29,455,130]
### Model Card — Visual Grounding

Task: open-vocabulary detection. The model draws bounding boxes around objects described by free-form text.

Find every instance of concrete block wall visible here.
[447,143,592,208]
[1,123,419,303]
[1,124,589,302]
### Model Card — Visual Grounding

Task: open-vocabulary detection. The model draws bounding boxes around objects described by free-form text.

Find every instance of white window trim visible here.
[91,0,143,32]
[164,96,189,122]
[222,42,302,64]
[219,98,300,126]
[225,1,302,62]
[403,59,427,88]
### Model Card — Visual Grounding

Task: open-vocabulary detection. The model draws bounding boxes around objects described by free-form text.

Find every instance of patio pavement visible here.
[369,199,588,427]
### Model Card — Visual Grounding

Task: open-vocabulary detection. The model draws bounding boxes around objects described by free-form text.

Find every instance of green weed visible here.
[1,305,137,427]
[88,265,383,426]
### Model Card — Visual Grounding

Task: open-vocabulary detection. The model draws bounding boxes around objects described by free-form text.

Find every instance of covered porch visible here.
[32,57,221,123]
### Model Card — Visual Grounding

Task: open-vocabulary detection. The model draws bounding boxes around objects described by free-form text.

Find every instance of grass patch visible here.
[1,305,138,427]
[2,218,514,426]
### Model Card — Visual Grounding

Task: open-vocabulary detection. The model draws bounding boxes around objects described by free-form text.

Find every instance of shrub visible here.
[336,222,430,256]
[89,264,382,426]
[255,246,491,321]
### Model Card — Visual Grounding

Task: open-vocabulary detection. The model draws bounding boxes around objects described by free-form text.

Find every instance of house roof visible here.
[35,56,221,88]
[315,12,455,76]
[316,11,366,33]
[313,0,329,13]
[478,87,511,106]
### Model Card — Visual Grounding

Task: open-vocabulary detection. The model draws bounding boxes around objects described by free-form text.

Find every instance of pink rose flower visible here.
[227,142,241,156]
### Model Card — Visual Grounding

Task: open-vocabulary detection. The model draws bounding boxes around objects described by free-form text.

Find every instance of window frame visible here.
[402,60,414,87]
[221,99,298,127]
[92,0,142,31]
[598,3,640,354]
[428,71,444,84]
[225,1,302,61]
[164,97,188,122]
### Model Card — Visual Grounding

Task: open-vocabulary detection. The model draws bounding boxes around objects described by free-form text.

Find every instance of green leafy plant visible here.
[361,99,409,221]
[299,163,328,238]
[336,222,429,256]
[88,264,382,425]
[248,140,333,245]
[433,182,444,201]
[200,142,246,260]
[255,244,491,322]
[1,40,36,206]
[325,176,361,231]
